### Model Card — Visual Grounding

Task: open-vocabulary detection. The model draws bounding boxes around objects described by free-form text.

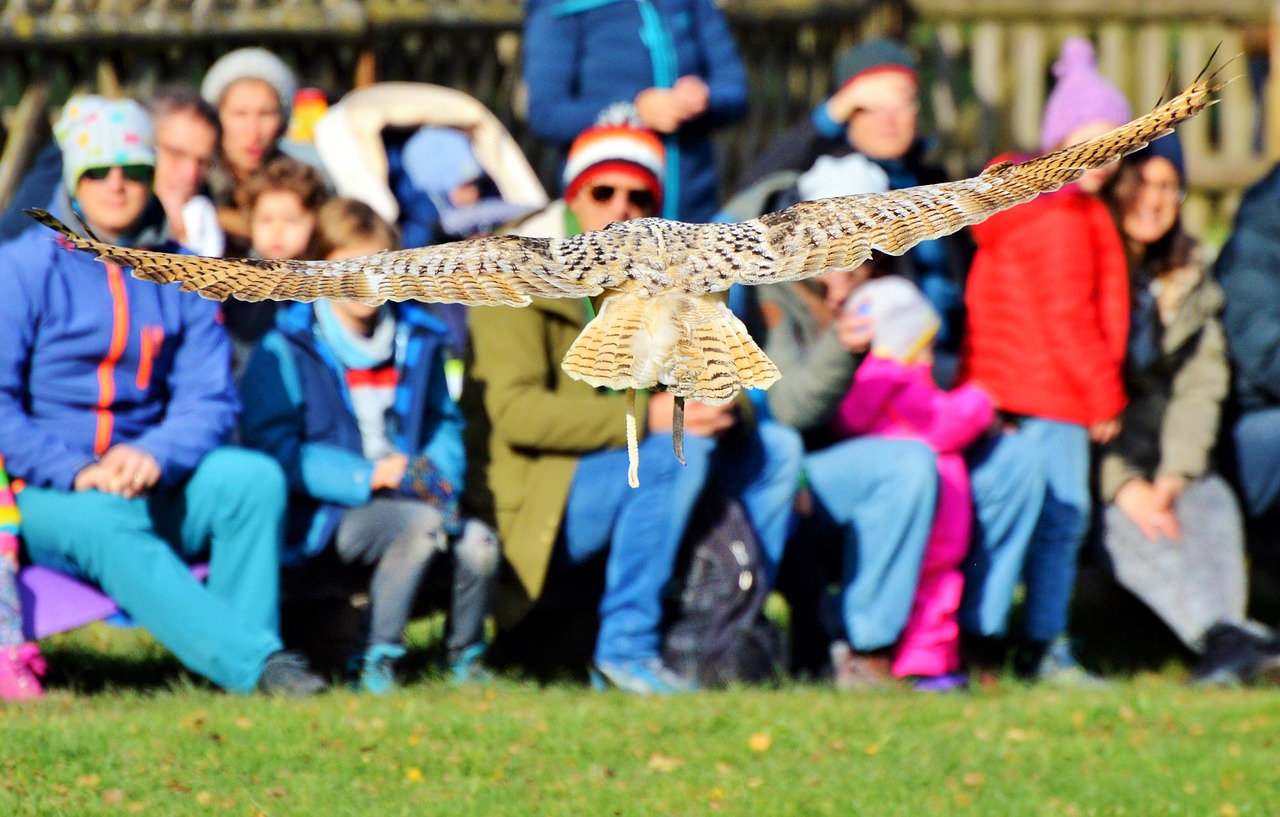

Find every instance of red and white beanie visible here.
[562,123,666,206]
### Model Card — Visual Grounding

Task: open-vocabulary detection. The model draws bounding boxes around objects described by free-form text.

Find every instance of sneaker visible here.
[911,671,970,693]
[590,658,695,695]
[0,643,46,701]
[351,643,406,695]
[257,650,328,698]
[447,643,494,686]
[830,640,894,690]
[1194,623,1280,687]
[1015,638,1106,688]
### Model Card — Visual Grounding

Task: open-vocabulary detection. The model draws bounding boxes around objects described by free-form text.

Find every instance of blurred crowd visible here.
[2,0,1280,701]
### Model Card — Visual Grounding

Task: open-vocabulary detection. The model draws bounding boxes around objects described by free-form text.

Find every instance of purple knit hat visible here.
[1039,38,1132,151]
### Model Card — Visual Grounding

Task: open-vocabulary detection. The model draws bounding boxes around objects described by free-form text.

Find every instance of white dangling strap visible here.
[626,388,640,488]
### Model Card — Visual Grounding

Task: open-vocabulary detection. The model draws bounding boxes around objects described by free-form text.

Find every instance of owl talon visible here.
[673,395,686,465]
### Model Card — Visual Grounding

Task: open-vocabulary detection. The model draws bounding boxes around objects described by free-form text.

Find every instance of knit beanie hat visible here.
[1039,37,1132,151]
[1142,130,1186,184]
[54,95,155,193]
[832,37,918,92]
[201,47,298,121]
[562,123,665,206]
[846,275,940,364]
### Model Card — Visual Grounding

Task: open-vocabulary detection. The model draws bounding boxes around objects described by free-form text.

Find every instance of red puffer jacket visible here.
[958,176,1129,426]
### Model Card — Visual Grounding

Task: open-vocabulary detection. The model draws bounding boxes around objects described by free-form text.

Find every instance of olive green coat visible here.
[462,202,650,628]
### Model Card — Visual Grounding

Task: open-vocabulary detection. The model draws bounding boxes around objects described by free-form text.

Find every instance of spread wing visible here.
[674,71,1220,290]
[23,212,637,307]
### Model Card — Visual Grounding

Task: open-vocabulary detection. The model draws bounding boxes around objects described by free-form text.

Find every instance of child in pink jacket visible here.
[831,277,994,690]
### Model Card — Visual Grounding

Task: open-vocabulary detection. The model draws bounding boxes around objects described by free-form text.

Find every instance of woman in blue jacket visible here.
[238,198,498,693]
[0,96,324,697]
[522,0,748,222]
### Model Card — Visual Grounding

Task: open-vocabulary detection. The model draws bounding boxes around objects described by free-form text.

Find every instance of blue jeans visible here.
[1230,407,1280,519]
[1014,418,1090,642]
[800,437,938,651]
[560,420,802,666]
[17,447,286,692]
[960,430,1046,637]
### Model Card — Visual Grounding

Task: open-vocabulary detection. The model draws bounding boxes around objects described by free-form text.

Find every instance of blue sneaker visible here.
[448,643,494,686]
[351,643,406,695]
[590,658,695,695]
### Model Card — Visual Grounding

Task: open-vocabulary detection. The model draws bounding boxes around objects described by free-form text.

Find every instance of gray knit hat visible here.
[201,47,298,121]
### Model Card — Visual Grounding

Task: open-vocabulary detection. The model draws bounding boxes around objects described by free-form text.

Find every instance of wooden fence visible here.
[2,0,1277,235]
[913,0,1276,236]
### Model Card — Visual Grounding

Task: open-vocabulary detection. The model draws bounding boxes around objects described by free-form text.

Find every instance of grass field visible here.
[6,611,1280,817]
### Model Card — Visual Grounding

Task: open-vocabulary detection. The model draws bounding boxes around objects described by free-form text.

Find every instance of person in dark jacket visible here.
[0,95,324,697]
[740,37,971,381]
[521,0,747,222]
[239,198,498,693]
[1216,163,1280,523]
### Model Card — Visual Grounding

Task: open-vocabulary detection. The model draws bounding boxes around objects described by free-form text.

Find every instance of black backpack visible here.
[661,494,788,687]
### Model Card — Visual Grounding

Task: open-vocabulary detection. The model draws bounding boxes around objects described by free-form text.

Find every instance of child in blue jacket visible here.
[239,198,498,692]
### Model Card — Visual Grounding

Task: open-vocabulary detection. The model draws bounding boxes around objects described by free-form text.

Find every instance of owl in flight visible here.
[30,73,1219,486]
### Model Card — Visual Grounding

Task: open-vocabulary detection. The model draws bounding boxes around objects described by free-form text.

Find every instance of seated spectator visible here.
[144,85,225,257]
[464,118,802,694]
[957,37,1130,684]
[1,84,223,253]
[830,276,995,691]
[1099,138,1280,685]
[0,458,42,700]
[1216,148,1280,526]
[239,198,498,692]
[755,261,1040,687]
[201,47,301,258]
[230,156,330,369]
[522,0,748,222]
[741,37,970,383]
[0,95,324,697]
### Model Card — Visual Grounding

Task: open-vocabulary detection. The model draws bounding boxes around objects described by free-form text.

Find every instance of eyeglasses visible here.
[1132,179,1186,203]
[589,184,657,214]
[81,165,154,184]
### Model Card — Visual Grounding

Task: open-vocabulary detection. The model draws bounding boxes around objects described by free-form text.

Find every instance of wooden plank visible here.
[1010,23,1046,151]
[914,0,1270,22]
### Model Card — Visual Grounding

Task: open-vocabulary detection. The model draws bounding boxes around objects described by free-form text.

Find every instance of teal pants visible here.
[17,447,285,692]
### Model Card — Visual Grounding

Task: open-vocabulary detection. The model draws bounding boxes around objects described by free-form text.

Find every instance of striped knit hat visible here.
[562,123,665,206]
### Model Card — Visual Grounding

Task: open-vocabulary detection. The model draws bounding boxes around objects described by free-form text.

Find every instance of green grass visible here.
[6,617,1280,817]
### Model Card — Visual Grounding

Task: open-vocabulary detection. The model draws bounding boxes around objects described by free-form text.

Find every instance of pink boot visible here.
[0,643,46,701]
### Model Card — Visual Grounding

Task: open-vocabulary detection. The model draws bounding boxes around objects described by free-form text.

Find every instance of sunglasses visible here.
[589,184,657,213]
[81,165,154,184]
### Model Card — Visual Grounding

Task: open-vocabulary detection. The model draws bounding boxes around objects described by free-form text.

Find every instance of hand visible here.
[634,87,685,133]
[73,463,113,493]
[98,444,162,498]
[1152,473,1187,506]
[1088,417,1121,445]
[824,80,875,124]
[370,454,409,492]
[646,392,738,438]
[670,75,710,118]
[1114,479,1180,542]
[834,311,875,354]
